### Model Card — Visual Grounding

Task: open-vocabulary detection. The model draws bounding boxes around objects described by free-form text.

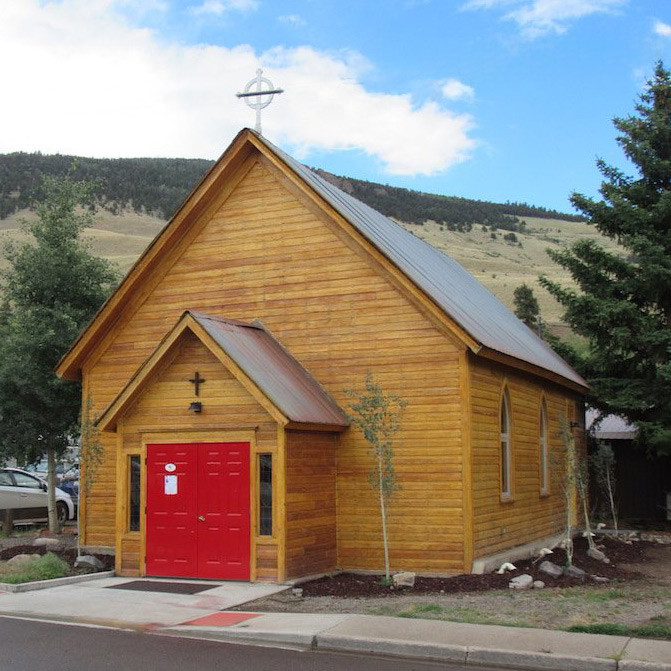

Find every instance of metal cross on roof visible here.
[236,69,283,135]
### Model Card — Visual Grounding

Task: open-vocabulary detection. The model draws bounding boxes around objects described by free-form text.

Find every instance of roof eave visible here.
[476,346,589,393]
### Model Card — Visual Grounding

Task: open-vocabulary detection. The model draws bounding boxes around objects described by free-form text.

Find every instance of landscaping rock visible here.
[587,547,609,562]
[592,575,610,583]
[74,555,104,571]
[533,580,545,589]
[509,574,533,589]
[33,538,60,548]
[393,571,416,588]
[6,553,37,566]
[539,560,563,578]
[563,565,587,580]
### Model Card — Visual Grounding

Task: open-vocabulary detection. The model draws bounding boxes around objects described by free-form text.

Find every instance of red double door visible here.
[146,442,250,581]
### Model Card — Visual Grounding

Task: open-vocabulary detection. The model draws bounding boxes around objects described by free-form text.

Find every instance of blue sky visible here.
[1,1,670,213]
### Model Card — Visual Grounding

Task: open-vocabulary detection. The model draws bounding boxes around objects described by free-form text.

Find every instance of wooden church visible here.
[56,128,587,582]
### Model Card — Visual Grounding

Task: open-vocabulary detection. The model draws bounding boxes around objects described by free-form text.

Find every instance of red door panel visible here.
[197,443,250,580]
[146,442,250,581]
[146,444,198,578]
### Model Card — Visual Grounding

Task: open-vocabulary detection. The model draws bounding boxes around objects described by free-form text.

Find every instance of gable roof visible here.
[261,137,586,390]
[57,127,586,391]
[97,311,349,432]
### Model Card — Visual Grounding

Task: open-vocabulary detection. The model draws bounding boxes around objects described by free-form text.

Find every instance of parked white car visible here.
[0,468,75,527]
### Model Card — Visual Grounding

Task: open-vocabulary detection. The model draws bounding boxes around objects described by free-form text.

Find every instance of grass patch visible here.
[0,552,70,584]
[567,620,671,641]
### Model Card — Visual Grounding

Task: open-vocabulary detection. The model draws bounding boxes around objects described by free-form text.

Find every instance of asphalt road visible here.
[0,615,496,671]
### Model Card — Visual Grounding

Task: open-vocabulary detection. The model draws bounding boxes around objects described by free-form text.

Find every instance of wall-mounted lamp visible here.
[189,401,202,414]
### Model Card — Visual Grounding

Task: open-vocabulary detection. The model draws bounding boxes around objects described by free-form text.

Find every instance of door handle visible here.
[198,515,205,522]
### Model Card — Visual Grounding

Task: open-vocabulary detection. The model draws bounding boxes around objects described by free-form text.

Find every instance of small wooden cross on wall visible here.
[189,371,206,396]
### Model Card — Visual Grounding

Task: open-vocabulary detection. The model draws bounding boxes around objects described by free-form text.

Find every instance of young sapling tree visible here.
[345,373,407,583]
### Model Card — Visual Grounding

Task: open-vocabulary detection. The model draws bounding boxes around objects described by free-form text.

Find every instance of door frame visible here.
[119,429,258,580]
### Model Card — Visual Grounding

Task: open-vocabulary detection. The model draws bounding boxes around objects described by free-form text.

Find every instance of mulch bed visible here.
[0,544,114,573]
[300,536,651,598]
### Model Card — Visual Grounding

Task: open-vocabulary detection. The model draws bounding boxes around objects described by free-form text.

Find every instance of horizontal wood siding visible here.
[285,430,337,579]
[85,157,465,573]
[119,333,279,577]
[470,356,581,558]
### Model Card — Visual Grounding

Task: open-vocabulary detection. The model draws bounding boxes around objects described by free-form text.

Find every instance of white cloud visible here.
[278,14,307,27]
[0,0,475,176]
[189,0,258,16]
[441,78,475,101]
[464,0,626,38]
[653,20,671,37]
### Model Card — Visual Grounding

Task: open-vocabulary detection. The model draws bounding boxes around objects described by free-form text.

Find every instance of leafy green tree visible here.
[345,373,407,583]
[541,62,671,455]
[0,172,118,531]
[513,283,540,329]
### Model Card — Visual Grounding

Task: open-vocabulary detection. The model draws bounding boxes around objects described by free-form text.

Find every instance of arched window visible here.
[501,390,512,498]
[539,400,549,494]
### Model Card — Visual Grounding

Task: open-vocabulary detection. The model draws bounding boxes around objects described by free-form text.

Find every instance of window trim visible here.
[500,387,513,501]
[258,453,273,537]
[128,454,141,533]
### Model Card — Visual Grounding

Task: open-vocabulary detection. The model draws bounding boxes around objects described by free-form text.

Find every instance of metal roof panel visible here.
[259,135,587,389]
[190,312,348,427]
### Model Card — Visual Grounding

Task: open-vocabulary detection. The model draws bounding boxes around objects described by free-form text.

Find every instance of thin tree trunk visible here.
[378,455,390,581]
[606,469,618,531]
[47,446,59,533]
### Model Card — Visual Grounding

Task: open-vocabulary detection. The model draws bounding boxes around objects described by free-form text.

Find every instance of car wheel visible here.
[56,501,68,525]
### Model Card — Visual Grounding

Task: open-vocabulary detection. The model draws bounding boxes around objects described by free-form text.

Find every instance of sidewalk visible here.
[0,575,669,671]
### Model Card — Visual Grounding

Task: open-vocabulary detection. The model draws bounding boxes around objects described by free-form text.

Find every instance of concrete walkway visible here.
[0,575,669,671]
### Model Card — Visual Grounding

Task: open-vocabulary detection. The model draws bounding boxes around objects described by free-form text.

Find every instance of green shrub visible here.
[0,552,70,584]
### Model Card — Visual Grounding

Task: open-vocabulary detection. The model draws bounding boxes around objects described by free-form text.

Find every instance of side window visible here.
[539,400,549,494]
[12,472,43,489]
[128,456,141,532]
[259,454,272,536]
[0,472,15,486]
[501,389,512,499]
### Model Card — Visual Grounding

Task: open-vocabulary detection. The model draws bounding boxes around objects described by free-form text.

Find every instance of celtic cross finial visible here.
[236,69,284,135]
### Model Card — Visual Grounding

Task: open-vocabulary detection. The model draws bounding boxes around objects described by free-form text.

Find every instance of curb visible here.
[315,633,467,663]
[314,634,671,671]
[162,625,315,648]
[0,570,115,593]
[466,646,616,671]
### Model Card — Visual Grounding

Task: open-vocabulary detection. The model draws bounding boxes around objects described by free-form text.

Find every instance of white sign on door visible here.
[164,475,178,495]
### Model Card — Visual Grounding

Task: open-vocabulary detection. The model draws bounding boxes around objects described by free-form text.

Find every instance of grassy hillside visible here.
[0,207,618,326]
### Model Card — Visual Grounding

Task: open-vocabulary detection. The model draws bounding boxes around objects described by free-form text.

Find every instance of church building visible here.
[56,128,587,582]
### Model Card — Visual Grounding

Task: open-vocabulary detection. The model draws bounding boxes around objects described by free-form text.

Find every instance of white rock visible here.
[74,555,103,570]
[32,538,60,548]
[392,571,416,588]
[496,562,516,574]
[533,580,546,589]
[509,574,533,590]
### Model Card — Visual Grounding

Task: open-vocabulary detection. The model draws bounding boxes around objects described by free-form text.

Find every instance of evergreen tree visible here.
[513,283,540,329]
[0,172,118,530]
[540,62,671,455]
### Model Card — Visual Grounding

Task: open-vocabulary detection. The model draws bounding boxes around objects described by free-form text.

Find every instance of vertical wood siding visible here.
[85,157,466,574]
